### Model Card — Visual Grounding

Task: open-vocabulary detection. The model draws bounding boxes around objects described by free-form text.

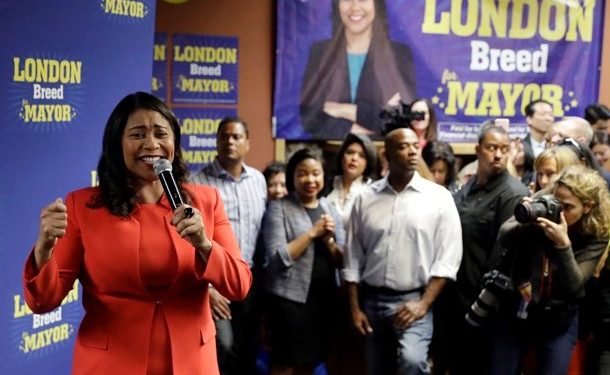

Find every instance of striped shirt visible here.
[191,159,267,266]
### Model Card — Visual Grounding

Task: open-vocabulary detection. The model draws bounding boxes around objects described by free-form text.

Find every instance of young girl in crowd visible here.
[532,145,581,192]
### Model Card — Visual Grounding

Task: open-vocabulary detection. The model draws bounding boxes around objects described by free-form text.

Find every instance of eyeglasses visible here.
[559,137,586,159]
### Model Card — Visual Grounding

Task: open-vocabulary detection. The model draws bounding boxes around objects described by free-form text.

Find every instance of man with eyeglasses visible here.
[433,124,529,375]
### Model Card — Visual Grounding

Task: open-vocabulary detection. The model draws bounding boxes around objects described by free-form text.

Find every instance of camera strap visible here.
[539,255,552,303]
[517,282,532,319]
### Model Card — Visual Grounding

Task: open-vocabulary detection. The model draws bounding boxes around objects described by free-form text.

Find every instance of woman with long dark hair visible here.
[421,140,459,193]
[300,0,416,140]
[22,92,251,375]
[327,133,377,226]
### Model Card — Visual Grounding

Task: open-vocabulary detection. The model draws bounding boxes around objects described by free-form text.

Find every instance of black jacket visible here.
[300,39,416,140]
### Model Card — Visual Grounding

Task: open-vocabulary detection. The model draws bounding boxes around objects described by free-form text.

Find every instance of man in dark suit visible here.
[522,99,554,161]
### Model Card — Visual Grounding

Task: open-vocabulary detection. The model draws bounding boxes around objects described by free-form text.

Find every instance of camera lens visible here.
[514,202,533,223]
[514,202,547,223]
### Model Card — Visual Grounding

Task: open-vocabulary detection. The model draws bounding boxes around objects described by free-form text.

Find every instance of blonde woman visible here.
[489,165,610,375]
[533,145,581,191]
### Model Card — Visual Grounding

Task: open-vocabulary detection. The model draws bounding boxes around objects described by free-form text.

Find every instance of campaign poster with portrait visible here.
[0,1,156,373]
[273,0,604,141]
[172,34,239,104]
[173,107,237,173]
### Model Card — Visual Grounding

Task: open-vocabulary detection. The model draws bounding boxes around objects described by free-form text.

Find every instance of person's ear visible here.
[583,201,595,215]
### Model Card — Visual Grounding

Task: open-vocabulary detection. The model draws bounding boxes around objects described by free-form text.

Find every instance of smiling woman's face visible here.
[122,109,174,187]
[339,0,376,38]
[294,158,324,204]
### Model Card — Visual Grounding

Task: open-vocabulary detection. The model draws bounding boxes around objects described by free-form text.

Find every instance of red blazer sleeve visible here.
[191,185,252,301]
[23,191,83,313]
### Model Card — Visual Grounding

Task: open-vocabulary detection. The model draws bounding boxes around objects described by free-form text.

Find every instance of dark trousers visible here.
[431,283,494,375]
[489,310,578,375]
[216,286,260,375]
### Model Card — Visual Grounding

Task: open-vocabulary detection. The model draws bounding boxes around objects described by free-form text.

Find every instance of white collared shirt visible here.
[531,137,546,158]
[342,172,463,290]
[327,175,369,228]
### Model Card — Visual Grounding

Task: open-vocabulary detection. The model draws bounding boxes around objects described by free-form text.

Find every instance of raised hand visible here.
[35,198,68,268]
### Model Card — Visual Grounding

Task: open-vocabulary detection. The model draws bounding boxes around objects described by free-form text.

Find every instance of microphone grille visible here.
[153,158,172,176]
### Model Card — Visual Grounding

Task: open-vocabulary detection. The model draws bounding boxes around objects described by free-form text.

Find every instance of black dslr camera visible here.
[514,194,562,224]
[465,269,512,327]
[380,101,425,134]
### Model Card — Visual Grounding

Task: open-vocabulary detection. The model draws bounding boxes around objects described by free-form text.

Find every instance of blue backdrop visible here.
[0,0,156,372]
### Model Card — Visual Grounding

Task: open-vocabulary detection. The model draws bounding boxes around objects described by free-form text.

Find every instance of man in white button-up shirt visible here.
[343,128,463,375]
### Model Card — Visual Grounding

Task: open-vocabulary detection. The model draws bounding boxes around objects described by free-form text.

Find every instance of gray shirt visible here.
[191,158,267,266]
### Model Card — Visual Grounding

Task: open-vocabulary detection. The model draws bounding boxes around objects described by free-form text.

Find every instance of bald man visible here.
[547,116,610,187]
[343,128,463,375]
[548,116,594,146]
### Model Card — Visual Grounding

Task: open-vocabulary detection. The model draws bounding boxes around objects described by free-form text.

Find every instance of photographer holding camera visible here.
[488,165,610,375]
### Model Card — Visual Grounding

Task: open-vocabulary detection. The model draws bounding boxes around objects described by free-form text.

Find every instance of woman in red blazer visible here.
[23,92,252,375]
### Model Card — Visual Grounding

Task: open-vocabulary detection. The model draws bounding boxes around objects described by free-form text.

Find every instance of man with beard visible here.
[343,128,462,375]
[433,124,529,375]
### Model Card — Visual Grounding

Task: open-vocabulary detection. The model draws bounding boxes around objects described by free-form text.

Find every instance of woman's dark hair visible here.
[421,141,457,187]
[558,137,606,177]
[285,149,323,194]
[88,92,190,217]
[335,133,377,179]
[592,130,610,148]
[584,103,610,125]
[300,0,415,128]
[263,162,286,183]
[409,97,438,143]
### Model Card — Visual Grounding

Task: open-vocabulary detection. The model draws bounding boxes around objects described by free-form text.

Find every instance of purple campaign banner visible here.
[0,0,156,373]
[172,34,239,104]
[174,107,237,173]
[273,0,604,141]
[152,33,168,101]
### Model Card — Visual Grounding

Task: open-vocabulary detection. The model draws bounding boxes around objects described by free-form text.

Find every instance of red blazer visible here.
[23,184,252,375]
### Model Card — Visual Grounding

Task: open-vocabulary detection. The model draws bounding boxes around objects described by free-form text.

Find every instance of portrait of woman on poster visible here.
[22,92,251,375]
[300,0,417,140]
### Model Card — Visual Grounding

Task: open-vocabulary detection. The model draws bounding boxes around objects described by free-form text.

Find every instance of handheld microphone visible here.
[153,158,194,217]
